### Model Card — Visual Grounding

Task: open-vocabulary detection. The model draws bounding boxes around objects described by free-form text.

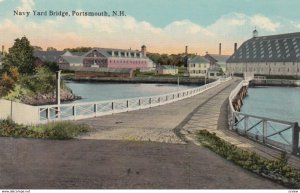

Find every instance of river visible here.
[241,86,300,123]
[65,81,197,102]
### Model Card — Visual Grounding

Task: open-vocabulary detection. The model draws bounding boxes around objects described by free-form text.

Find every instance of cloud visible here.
[1,8,300,55]
[17,0,35,11]
[250,14,280,32]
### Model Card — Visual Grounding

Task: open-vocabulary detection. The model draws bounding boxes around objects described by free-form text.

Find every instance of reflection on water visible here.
[66,81,197,103]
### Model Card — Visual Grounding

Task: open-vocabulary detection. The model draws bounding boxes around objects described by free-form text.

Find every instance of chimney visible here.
[1,45,4,55]
[185,46,188,55]
[185,46,188,67]
[219,43,222,55]
[234,43,237,52]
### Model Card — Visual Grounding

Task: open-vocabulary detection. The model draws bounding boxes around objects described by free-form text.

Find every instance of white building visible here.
[187,56,210,77]
[226,30,300,77]
[156,65,178,75]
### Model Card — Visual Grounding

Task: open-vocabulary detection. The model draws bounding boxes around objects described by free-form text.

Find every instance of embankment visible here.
[250,79,300,87]
[65,76,215,85]
[231,85,248,112]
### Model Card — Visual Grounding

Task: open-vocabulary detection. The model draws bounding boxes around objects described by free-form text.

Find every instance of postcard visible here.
[0,0,299,191]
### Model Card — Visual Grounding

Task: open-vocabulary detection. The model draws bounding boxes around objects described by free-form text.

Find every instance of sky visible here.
[1,0,300,55]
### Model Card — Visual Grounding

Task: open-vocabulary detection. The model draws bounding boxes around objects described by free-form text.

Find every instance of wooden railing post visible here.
[93,104,96,117]
[73,105,77,119]
[292,122,300,155]
[244,115,248,135]
[262,120,267,143]
[46,108,50,121]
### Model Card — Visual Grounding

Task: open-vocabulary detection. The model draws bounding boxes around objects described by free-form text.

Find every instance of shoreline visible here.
[250,79,300,87]
[64,76,215,85]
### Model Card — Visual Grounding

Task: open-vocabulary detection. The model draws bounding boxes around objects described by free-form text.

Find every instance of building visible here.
[187,55,210,77]
[156,65,178,75]
[58,45,154,71]
[57,51,85,69]
[207,65,222,78]
[33,50,66,66]
[204,53,230,73]
[226,30,300,77]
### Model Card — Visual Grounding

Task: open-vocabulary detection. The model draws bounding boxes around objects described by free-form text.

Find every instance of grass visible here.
[196,130,300,188]
[0,120,89,140]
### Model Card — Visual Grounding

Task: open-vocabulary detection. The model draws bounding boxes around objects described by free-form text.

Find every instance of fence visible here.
[228,80,300,155]
[0,77,232,125]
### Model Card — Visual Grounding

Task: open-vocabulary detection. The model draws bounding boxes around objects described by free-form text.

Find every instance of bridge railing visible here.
[228,80,300,155]
[37,77,232,124]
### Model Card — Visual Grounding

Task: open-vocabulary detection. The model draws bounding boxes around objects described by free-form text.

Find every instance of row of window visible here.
[229,67,300,73]
[230,62,298,66]
[109,60,147,64]
[189,70,207,74]
[189,64,207,68]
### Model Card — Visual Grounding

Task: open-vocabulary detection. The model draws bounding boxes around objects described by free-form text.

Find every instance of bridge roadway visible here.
[0,78,285,188]
[77,79,239,143]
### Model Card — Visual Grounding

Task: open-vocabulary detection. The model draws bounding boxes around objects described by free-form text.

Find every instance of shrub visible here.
[20,66,56,94]
[0,120,89,140]
[196,130,300,188]
[35,122,89,139]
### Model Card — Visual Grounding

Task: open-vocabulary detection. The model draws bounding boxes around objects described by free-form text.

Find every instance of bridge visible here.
[0,76,299,188]
[0,77,285,188]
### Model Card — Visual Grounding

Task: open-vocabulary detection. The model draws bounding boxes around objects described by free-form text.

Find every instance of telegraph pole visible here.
[56,70,61,118]
[177,73,179,91]
[56,70,61,105]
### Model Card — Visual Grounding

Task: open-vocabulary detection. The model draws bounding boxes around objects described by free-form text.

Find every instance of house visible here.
[226,30,300,77]
[204,53,230,73]
[187,55,210,77]
[58,45,155,71]
[57,51,84,69]
[156,65,178,75]
[33,50,66,66]
[207,65,223,78]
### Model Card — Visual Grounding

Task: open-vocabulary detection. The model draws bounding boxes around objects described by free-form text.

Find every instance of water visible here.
[241,86,300,123]
[240,86,300,148]
[65,81,197,102]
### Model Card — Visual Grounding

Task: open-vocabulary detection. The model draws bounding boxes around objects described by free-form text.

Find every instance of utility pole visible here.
[56,70,61,118]
[56,70,61,105]
[177,73,179,92]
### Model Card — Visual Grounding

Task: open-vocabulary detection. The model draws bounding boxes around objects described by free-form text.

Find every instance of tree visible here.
[3,37,35,74]
[63,47,92,53]
[47,47,57,51]
[0,67,20,96]
[32,46,43,51]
